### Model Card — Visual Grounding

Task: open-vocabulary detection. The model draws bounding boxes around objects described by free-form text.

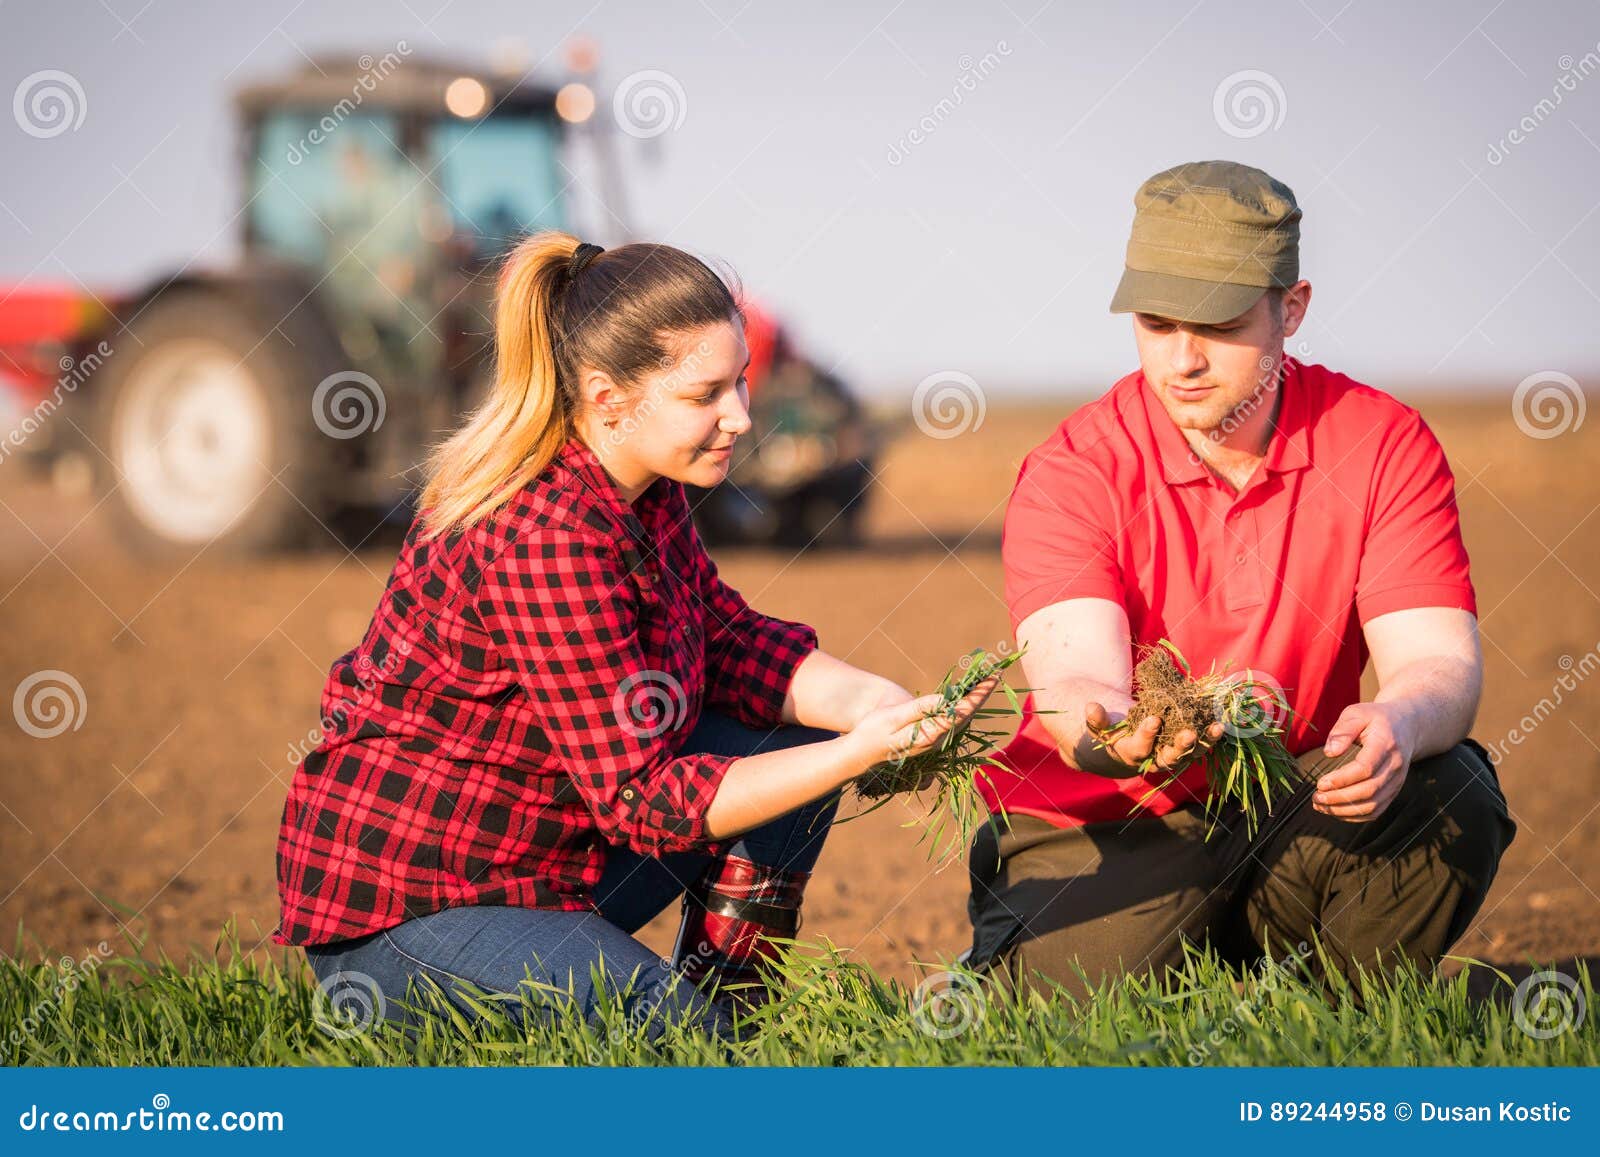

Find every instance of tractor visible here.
[0,51,876,553]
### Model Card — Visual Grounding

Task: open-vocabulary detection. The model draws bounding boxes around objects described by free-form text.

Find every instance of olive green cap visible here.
[1110,160,1301,324]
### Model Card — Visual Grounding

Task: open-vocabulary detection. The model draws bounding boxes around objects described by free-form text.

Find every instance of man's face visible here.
[1132,282,1309,433]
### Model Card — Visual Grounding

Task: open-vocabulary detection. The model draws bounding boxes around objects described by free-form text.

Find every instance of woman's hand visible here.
[846,677,915,729]
[842,675,1000,773]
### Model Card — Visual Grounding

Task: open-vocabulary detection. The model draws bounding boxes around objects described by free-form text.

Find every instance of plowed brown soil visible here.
[2,399,1596,984]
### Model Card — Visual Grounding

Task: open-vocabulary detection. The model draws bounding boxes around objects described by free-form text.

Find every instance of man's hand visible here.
[1312,701,1417,821]
[1079,701,1225,779]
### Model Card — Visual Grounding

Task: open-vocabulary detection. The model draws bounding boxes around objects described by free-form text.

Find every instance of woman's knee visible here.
[733,787,840,873]
[310,908,724,1040]
[303,931,442,1033]
[688,710,838,758]
[758,721,842,752]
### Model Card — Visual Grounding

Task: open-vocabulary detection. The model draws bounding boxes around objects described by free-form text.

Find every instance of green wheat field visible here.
[3,925,1594,1066]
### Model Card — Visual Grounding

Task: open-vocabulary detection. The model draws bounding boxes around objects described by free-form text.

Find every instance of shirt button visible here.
[621,787,637,801]
[1235,553,1246,563]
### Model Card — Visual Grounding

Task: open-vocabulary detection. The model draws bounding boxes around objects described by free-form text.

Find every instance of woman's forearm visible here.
[780,649,907,731]
[703,664,1000,838]
[701,733,871,839]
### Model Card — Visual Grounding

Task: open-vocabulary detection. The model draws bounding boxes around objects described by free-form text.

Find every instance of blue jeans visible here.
[303,711,840,1043]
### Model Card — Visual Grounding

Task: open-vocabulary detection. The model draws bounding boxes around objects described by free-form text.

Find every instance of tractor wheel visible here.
[689,483,777,547]
[89,291,339,555]
[773,474,867,550]
[771,483,864,547]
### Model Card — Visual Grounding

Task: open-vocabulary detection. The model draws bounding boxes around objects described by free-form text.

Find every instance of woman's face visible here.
[591,317,753,496]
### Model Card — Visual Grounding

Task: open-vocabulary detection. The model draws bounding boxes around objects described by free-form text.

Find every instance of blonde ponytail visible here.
[417,232,580,540]
[416,229,742,541]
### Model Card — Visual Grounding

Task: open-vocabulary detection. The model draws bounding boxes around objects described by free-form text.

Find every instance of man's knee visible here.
[997,922,1216,1003]
[1410,740,1517,880]
[1351,739,1518,955]
[966,810,1224,998]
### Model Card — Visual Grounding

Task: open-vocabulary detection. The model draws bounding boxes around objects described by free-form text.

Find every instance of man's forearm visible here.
[1374,655,1482,760]
[1033,675,1133,775]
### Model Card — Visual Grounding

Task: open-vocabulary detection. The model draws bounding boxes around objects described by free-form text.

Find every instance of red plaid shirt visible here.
[274,435,818,946]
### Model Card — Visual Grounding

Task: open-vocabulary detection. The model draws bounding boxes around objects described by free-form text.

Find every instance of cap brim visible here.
[1109,268,1268,325]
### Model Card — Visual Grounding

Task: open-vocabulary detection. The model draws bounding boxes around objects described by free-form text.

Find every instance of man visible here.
[966,160,1516,1001]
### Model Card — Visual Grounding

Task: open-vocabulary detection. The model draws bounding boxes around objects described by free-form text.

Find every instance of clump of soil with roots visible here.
[1099,640,1312,838]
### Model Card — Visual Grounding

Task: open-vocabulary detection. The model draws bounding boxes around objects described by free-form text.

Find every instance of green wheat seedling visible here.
[1096,639,1310,839]
[4,923,1595,1066]
[848,646,1028,864]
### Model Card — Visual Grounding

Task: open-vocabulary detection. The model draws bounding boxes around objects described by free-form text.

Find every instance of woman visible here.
[275,232,996,1039]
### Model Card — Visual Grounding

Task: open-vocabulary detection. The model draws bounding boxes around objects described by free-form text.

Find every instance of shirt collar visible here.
[554,434,673,542]
[1142,354,1312,487]
[1260,355,1311,475]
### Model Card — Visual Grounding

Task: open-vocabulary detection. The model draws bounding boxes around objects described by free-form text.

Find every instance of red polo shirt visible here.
[982,356,1476,828]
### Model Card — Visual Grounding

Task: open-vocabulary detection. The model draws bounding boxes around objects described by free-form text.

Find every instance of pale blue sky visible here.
[2,0,1596,396]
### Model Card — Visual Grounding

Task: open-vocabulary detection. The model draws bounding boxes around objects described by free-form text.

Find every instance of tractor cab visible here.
[0,52,877,554]
[236,55,574,417]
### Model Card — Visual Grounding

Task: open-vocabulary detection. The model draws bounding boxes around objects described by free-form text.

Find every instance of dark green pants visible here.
[966,739,1515,1001]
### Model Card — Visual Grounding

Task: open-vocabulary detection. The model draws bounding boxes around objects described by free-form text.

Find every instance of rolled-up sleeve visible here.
[1003,439,1126,631]
[697,548,818,730]
[1355,412,1477,624]
[475,530,735,857]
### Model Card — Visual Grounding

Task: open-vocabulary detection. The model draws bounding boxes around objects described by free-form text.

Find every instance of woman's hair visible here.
[416,230,740,540]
